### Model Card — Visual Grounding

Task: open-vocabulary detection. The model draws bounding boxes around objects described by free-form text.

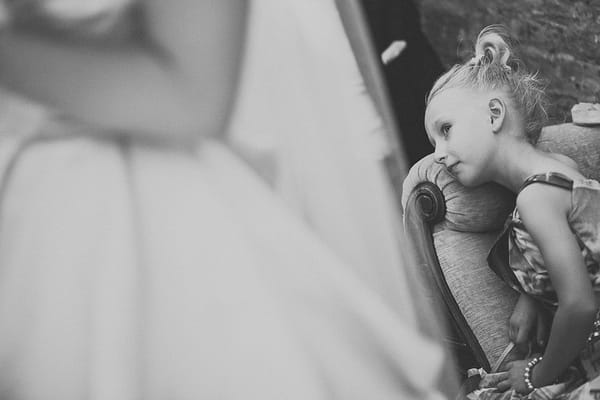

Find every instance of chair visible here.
[401,123,600,377]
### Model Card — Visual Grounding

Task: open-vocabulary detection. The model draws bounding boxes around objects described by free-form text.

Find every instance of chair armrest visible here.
[402,155,516,372]
[403,180,489,372]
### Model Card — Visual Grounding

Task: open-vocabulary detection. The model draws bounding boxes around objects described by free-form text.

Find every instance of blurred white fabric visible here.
[32,0,132,19]
[0,0,134,35]
[229,0,414,319]
[0,0,445,399]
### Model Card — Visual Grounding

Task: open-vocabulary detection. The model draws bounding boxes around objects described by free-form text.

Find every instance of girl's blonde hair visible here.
[426,25,547,144]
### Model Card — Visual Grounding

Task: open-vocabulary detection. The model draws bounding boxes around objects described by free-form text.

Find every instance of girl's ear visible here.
[488,98,505,133]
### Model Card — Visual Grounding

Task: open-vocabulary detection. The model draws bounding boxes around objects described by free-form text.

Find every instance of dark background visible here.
[417,0,600,124]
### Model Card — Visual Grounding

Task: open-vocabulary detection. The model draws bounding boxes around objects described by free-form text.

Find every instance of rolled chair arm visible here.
[409,181,446,224]
[403,180,487,372]
[402,153,517,371]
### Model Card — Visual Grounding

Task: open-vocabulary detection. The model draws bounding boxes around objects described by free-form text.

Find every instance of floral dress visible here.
[494,172,600,305]
[473,172,600,400]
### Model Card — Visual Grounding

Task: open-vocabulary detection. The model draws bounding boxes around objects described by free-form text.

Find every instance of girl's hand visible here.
[495,359,532,394]
[509,294,549,352]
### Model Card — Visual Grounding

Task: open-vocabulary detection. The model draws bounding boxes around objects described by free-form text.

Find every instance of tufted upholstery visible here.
[402,156,514,234]
[401,123,600,373]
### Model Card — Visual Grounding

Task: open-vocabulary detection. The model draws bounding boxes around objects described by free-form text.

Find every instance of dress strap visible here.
[518,172,573,193]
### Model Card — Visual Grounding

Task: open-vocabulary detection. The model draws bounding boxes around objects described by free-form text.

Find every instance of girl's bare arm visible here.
[0,0,247,141]
[518,184,597,387]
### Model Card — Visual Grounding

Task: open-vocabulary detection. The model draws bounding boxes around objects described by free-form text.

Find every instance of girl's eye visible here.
[441,124,451,138]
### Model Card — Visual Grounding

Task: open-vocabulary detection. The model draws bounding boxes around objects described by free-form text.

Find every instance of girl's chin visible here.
[455,172,484,187]
[445,165,484,187]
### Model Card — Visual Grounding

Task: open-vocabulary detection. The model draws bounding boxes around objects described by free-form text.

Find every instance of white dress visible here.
[229,0,415,316]
[0,0,445,399]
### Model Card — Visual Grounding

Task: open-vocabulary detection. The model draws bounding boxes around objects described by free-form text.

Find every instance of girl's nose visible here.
[433,147,447,164]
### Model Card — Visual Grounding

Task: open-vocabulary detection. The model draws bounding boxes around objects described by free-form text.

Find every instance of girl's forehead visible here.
[430,87,479,108]
[426,90,460,120]
[426,88,488,119]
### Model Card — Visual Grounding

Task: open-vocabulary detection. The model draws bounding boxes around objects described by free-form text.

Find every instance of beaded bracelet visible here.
[523,356,543,391]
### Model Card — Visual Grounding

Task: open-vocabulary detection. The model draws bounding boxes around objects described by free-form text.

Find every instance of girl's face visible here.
[424,87,497,187]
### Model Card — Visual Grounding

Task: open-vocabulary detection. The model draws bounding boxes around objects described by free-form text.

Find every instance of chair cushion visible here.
[402,154,514,233]
[537,123,600,182]
[434,229,519,368]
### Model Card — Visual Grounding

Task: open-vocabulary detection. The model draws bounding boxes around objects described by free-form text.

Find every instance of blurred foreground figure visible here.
[0,0,445,399]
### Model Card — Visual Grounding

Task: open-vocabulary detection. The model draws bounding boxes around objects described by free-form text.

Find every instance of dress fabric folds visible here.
[229,0,414,315]
[0,0,444,399]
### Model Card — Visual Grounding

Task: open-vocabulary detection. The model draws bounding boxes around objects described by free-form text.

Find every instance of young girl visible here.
[424,25,600,396]
[0,0,446,399]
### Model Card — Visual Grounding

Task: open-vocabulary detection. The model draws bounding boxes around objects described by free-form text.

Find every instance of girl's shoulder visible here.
[546,152,579,170]
[521,151,586,186]
[516,170,577,219]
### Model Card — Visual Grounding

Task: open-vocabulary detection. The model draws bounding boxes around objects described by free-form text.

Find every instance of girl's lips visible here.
[446,162,459,176]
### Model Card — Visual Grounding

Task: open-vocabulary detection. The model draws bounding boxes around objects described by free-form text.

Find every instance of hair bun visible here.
[474,25,513,70]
